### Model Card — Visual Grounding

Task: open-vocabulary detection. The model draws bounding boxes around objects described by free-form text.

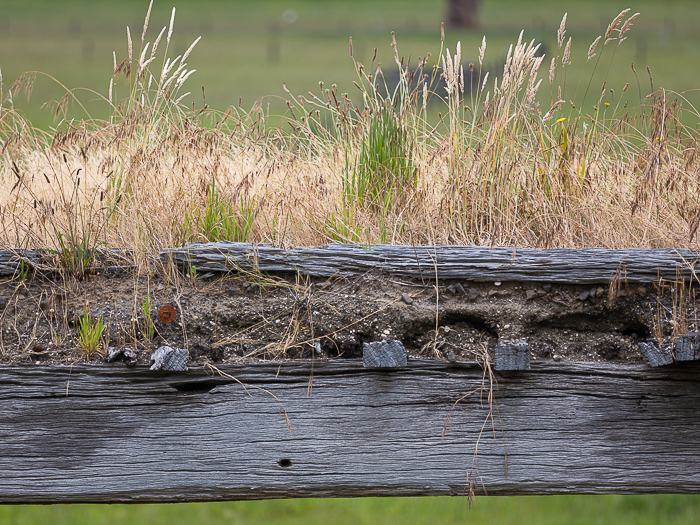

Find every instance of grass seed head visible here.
[605,8,631,39]
[557,13,567,49]
[142,0,153,43]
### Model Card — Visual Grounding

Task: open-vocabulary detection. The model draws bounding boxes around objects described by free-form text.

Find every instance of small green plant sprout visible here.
[77,307,105,359]
[13,259,30,288]
[141,291,156,341]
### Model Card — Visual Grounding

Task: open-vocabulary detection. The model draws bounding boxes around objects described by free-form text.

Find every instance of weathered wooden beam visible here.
[4,244,698,283]
[0,250,40,276]
[1,360,699,503]
[160,242,700,284]
[0,248,136,276]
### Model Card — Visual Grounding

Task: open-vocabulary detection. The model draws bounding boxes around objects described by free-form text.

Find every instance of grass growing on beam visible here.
[1,5,700,278]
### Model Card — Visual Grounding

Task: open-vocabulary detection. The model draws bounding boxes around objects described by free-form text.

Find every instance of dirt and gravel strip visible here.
[0,267,685,367]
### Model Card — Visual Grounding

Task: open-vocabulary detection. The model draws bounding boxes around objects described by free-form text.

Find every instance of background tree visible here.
[447,0,483,29]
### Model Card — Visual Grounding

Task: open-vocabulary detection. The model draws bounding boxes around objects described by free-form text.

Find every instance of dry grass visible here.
[1,6,699,276]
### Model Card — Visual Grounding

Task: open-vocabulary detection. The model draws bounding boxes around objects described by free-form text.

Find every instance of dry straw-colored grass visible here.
[1,5,699,275]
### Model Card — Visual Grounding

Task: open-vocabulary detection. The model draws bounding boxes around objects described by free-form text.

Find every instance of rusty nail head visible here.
[158,304,177,324]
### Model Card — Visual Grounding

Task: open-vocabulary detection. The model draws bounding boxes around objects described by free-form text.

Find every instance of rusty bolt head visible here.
[158,304,177,324]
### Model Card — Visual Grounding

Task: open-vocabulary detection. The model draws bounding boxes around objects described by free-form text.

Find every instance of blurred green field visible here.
[2,494,700,524]
[1,0,699,129]
[2,2,700,523]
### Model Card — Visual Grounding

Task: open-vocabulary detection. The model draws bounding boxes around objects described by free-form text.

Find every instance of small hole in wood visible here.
[171,381,217,394]
[278,458,292,468]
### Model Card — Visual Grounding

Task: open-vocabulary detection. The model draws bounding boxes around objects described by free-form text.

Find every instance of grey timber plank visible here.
[159,242,700,283]
[1,360,699,503]
[4,243,699,283]
[0,250,40,276]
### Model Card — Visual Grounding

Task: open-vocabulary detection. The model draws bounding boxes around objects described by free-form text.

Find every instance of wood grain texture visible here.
[1,360,699,503]
[160,242,700,283]
[494,343,530,370]
[0,250,40,276]
[4,244,699,283]
[0,249,137,276]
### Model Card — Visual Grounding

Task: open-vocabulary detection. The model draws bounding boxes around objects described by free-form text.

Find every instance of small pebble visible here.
[542,284,552,292]
[525,290,537,301]
[446,284,457,295]
[446,351,456,363]
[494,282,501,286]
[380,285,388,292]
[455,283,466,295]
[401,293,413,305]
[578,290,590,301]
